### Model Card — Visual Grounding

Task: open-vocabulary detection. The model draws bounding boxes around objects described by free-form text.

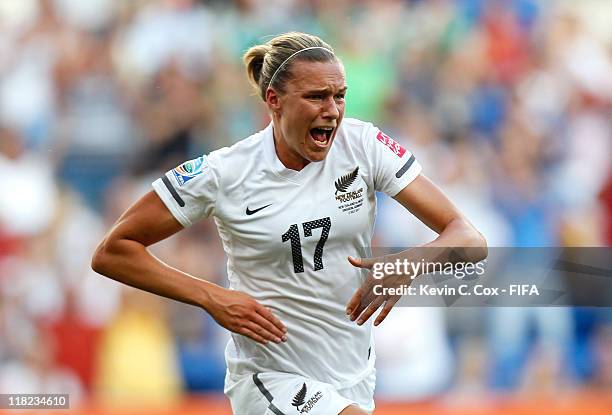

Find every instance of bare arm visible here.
[392,174,487,252]
[92,191,287,344]
[346,174,487,325]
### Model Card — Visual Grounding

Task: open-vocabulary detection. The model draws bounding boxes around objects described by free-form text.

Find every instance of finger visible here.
[240,326,269,344]
[349,289,375,321]
[346,287,364,316]
[349,292,370,321]
[245,321,283,343]
[347,273,380,316]
[349,281,379,320]
[256,306,287,334]
[356,296,386,325]
[347,256,378,270]
[374,296,401,326]
[251,312,287,342]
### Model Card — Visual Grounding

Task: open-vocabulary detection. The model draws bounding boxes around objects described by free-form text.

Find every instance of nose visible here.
[321,96,339,119]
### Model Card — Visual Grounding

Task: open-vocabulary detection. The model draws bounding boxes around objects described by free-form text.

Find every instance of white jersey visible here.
[152,118,421,388]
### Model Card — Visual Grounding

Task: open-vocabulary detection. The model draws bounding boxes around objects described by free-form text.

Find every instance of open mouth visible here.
[309,126,334,148]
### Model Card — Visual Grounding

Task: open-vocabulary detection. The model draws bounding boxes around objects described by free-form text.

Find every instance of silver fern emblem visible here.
[291,383,307,411]
[335,166,359,195]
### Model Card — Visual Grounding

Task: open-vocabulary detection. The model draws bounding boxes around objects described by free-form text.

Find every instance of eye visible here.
[307,94,324,100]
[335,93,346,100]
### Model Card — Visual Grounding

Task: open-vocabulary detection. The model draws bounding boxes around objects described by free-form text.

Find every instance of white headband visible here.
[267,46,334,90]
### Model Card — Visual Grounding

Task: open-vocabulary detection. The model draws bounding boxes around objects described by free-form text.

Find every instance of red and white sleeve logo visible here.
[376,131,406,158]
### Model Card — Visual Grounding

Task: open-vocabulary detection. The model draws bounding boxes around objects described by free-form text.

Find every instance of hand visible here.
[345,255,412,326]
[204,286,287,345]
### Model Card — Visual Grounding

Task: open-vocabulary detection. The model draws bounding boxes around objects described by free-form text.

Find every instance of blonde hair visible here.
[243,32,336,101]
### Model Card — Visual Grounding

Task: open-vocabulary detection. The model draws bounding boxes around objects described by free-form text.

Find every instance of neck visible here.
[272,124,310,171]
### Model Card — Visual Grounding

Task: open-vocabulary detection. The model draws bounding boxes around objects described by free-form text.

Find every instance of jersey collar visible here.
[263,122,324,183]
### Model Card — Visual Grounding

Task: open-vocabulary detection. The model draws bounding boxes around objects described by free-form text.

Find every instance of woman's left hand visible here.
[345,255,413,326]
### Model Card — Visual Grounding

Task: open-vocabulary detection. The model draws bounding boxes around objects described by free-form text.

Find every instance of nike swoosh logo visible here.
[246,204,272,215]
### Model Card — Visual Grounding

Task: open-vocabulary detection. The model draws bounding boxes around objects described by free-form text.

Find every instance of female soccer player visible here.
[92,32,486,414]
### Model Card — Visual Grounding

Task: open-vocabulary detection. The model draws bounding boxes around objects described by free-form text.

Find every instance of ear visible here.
[265,87,282,113]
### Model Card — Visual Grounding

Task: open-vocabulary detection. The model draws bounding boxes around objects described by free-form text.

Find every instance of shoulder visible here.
[207,127,267,171]
[209,127,267,164]
[339,118,412,160]
[338,117,380,146]
[339,117,376,137]
[206,126,270,185]
[335,117,379,156]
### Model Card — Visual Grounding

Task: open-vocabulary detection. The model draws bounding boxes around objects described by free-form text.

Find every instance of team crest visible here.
[172,156,205,186]
[291,383,323,414]
[334,166,364,215]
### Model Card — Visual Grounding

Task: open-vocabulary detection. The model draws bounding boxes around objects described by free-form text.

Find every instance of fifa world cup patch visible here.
[172,156,206,186]
[376,131,406,157]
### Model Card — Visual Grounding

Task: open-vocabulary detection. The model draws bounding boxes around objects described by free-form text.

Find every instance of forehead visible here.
[285,60,346,92]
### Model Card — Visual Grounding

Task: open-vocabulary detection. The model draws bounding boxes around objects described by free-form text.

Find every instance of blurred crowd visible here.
[1,0,611,406]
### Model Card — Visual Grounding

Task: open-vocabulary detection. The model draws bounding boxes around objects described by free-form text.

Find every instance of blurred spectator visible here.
[116,0,214,80]
[54,31,142,211]
[0,127,58,236]
[94,289,182,405]
[601,173,612,245]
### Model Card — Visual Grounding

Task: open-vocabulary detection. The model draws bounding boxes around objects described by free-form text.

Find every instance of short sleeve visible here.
[363,125,422,197]
[152,155,219,227]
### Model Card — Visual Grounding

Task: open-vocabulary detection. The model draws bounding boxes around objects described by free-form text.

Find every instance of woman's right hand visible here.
[92,191,287,346]
[204,285,287,345]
